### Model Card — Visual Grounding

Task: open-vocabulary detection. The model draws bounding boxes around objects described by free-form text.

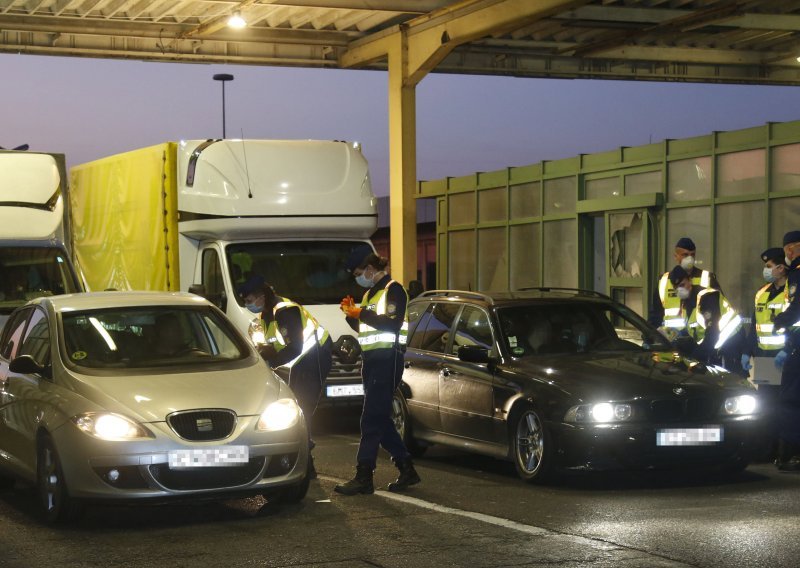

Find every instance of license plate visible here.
[326,384,364,397]
[168,446,249,468]
[656,427,723,446]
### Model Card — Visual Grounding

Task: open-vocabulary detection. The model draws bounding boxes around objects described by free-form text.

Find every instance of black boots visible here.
[308,455,317,480]
[775,439,800,472]
[388,457,421,492]
[334,462,374,495]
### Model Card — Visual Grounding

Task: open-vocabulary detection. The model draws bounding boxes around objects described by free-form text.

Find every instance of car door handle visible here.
[404,361,412,369]
[440,367,452,377]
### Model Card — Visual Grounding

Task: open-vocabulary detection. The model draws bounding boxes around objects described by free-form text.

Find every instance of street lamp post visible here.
[212,73,234,139]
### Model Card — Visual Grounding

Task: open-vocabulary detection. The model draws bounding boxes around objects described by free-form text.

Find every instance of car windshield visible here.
[61,306,250,369]
[226,241,366,305]
[497,301,670,357]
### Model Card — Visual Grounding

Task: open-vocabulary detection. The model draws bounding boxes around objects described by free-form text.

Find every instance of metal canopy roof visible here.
[3,0,800,85]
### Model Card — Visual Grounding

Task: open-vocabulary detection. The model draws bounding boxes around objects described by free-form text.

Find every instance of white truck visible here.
[0,150,82,330]
[69,139,377,404]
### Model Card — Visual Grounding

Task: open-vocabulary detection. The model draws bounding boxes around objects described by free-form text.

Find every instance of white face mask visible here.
[680,256,695,271]
[787,256,794,267]
[676,286,691,300]
[355,269,374,288]
[763,267,776,283]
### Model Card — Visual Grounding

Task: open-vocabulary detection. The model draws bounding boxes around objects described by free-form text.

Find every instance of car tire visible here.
[263,474,310,505]
[510,406,553,483]
[392,392,427,457]
[37,434,83,524]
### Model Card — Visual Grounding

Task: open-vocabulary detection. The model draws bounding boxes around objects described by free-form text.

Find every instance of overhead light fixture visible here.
[228,11,246,29]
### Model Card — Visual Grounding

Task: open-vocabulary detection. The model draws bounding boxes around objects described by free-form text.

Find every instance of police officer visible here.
[741,248,790,458]
[773,230,800,471]
[649,237,722,327]
[664,265,742,367]
[239,275,333,478]
[334,251,420,495]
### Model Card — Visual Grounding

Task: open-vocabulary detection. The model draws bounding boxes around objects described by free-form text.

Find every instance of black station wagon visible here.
[392,289,764,482]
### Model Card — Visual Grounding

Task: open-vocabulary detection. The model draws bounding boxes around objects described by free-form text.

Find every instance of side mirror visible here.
[457,345,492,364]
[9,354,46,375]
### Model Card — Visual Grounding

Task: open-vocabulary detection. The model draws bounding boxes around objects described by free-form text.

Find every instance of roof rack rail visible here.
[516,287,612,300]
[416,289,494,303]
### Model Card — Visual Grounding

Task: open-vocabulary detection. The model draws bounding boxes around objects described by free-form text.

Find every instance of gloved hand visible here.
[775,350,788,370]
[741,354,752,372]
[340,296,361,319]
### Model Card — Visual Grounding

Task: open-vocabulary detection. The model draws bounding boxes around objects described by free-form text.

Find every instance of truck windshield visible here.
[0,247,80,314]
[226,241,367,305]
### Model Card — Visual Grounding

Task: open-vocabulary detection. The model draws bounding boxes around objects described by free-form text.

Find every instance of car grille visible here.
[649,397,717,423]
[149,457,266,490]
[328,356,362,379]
[167,409,236,441]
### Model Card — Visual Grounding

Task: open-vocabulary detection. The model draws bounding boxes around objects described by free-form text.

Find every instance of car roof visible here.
[411,288,613,309]
[30,291,211,312]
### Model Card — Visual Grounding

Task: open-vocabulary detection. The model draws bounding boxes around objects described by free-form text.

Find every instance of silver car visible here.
[0,291,309,523]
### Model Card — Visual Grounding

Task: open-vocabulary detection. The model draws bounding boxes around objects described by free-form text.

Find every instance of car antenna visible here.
[241,130,253,199]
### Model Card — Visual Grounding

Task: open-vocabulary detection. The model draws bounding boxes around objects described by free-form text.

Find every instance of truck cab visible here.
[0,151,81,330]
[176,140,378,404]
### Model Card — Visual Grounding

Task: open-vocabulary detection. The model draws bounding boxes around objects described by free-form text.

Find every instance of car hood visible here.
[504,350,754,402]
[61,364,282,423]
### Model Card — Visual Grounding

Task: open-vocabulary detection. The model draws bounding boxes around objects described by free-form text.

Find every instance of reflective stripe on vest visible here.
[754,283,786,351]
[264,297,329,368]
[688,288,742,349]
[659,270,712,306]
[357,280,409,351]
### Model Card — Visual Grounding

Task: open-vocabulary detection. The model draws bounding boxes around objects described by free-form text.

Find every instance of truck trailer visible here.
[69,139,378,404]
[0,150,82,330]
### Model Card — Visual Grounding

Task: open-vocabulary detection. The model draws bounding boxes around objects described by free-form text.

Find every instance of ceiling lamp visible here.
[228,11,246,29]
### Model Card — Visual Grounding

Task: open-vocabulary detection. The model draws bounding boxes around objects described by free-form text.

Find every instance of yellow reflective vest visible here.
[687,288,742,349]
[754,283,787,351]
[658,269,713,330]
[357,280,409,351]
[264,297,329,367]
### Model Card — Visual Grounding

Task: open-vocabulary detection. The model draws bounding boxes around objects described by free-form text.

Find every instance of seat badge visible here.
[673,387,686,396]
[196,418,213,432]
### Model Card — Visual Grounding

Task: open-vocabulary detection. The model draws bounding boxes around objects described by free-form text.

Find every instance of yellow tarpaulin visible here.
[69,143,180,292]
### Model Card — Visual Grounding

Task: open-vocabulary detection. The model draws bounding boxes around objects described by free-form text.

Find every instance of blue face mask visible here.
[355,274,373,288]
[246,301,263,314]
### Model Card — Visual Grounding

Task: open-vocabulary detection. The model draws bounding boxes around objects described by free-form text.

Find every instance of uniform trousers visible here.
[356,347,410,468]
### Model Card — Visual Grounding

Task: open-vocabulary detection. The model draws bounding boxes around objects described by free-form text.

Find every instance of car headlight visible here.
[565,402,633,423]
[73,412,153,441]
[257,398,301,431]
[723,395,757,416]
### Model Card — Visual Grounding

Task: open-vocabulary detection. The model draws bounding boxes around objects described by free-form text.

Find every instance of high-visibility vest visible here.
[658,270,712,329]
[754,283,787,351]
[264,297,329,367]
[687,288,742,349]
[357,280,409,351]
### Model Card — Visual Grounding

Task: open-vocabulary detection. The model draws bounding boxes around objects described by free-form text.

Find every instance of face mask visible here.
[676,286,690,300]
[680,256,695,271]
[245,301,263,314]
[787,256,794,266]
[763,267,777,283]
[355,273,373,288]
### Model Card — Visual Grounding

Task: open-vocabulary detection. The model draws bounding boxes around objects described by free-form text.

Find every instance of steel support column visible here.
[388,30,418,286]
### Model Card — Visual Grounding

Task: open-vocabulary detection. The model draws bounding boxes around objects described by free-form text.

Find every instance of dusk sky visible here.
[3,52,800,197]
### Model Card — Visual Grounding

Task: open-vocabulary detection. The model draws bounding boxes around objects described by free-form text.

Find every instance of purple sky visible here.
[3,53,800,197]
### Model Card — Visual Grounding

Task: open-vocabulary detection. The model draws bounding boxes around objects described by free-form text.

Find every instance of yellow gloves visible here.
[340,295,362,319]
